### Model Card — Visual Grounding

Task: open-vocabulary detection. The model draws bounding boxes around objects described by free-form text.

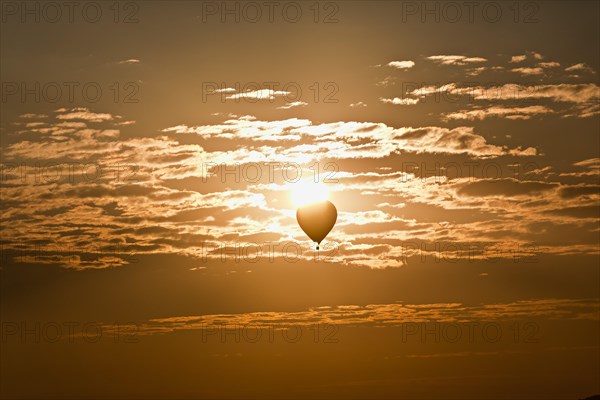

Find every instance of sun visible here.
[290,180,330,208]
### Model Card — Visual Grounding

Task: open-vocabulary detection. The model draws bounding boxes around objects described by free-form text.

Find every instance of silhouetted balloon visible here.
[296,200,337,249]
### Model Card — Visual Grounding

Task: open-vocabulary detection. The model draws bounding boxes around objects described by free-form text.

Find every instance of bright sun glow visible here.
[291,180,330,208]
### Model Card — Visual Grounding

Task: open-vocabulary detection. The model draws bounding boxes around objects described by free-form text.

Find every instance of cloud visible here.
[163,117,311,141]
[509,55,527,63]
[24,122,45,128]
[387,60,415,69]
[565,63,595,73]
[444,105,553,121]
[165,118,535,158]
[394,126,537,157]
[55,107,115,122]
[376,76,397,87]
[410,83,600,104]
[379,97,419,105]
[117,59,140,65]
[18,113,48,119]
[561,103,600,118]
[560,158,600,177]
[104,298,600,336]
[349,102,367,108]
[466,67,487,76]
[115,120,136,126]
[511,67,544,76]
[427,55,487,66]
[487,84,599,103]
[277,101,307,109]
[214,87,237,93]
[225,89,290,101]
[11,110,600,270]
[538,61,560,68]
[437,83,600,120]
[574,158,600,169]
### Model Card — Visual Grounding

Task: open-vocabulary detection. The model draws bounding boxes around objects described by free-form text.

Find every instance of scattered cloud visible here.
[565,63,595,73]
[117,59,140,65]
[277,101,307,109]
[387,60,415,70]
[55,107,115,122]
[466,67,487,76]
[214,87,237,94]
[393,126,537,157]
[574,158,600,169]
[226,89,290,101]
[379,97,419,105]
[427,55,487,66]
[444,105,553,121]
[4,106,598,269]
[538,61,560,68]
[510,55,527,63]
[511,67,544,76]
[105,298,600,336]
[18,113,48,119]
[376,76,397,87]
[409,83,600,104]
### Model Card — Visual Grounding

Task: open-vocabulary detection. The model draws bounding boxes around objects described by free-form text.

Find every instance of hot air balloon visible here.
[296,200,337,250]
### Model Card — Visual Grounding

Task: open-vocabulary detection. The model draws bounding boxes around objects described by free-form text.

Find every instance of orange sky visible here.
[1,1,599,399]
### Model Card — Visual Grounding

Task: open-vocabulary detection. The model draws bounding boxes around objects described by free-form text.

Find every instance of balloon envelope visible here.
[296,200,337,246]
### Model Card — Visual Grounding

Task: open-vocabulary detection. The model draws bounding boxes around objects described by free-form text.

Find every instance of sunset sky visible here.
[1,1,599,399]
